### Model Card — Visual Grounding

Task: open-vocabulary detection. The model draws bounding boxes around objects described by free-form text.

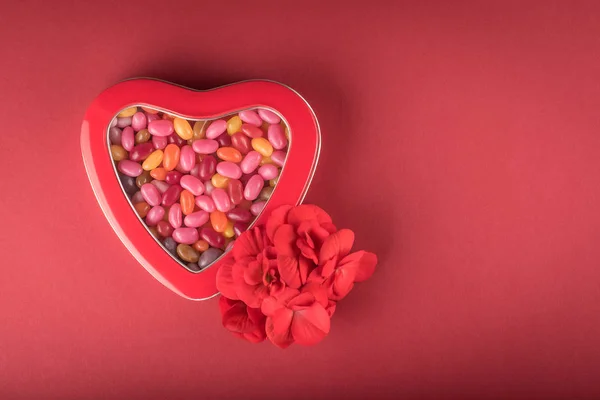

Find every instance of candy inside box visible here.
[81,79,320,300]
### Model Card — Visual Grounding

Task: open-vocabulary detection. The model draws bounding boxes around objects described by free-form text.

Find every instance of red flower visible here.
[266,205,337,289]
[219,296,266,343]
[308,229,377,301]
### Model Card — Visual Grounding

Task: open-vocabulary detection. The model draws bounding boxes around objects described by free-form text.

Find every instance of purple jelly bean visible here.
[119,174,137,195]
[161,184,183,207]
[117,117,132,128]
[192,139,219,154]
[109,127,122,145]
[183,211,209,228]
[258,164,278,180]
[141,183,161,206]
[211,188,232,212]
[258,109,281,124]
[152,134,168,150]
[146,206,165,226]
[250,200,266,216]
[117,160,143,177]
[216,161,242,179]
[271,150,286,167]
[131,191,144,204]
[227,207,253,223]
[267,124,287,150]
[163,237,177,253]
[243,175,264,201]
[199,227,225,248]
[198,247,224,268]
[238,110,262,127]
[129,143,154,162]
[168,203,183,229]
[195,195,216,212]
[180,175,204,196]
[131,111,147,132]
[199,155,217,180]
[172,227,199,244]
[206,120,227,139]
[121,126,135,151]
[148,119,174,137]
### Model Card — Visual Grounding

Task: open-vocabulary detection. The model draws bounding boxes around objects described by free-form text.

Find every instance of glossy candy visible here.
[216,133,232,147]
[142,149,163,170]
[199,155,217,180]
[163,237,177,253]
[173,118,193,140]
[216,162,242,179]
[206,120,226,139]
[110,145,127,161]
[227,179,244,205]
[250,200,266,216]
[199,227,225,248]
[163,144,180,171]
[172,227,199,244]
[165,170,182,185]
[239,110,262,126]
[267,124,288,149]
[118,160,143,177]
[193,240,209,252]
[227,207,252,223]
[148,119,174,137]
[152,134,168,150]
[179,145,196,172]
[258,164,278,180]
[198,248,223,269]
[141,183,161,206]
[226,115,242,134]
[118,106,138,118]
[179,175,204,196]
[180,190,195,215]
[132,112,147,131]
[211,173,229,189]
[271,150,286,167]
[231,133,252,154]
[216,147,242,162]
[109,127,122,145]
[161,184,182,207]
[195,195,216,212]
[240,151,262,174]
[136,171,152,187]
[177,244,200,263]
[129,143,154,162]
[258,108,281,124]
[146,206,165,226]
[150,180,170,194]
[241,124,263,139]
[251,138,273,157]
[157,220,174,238]
[150,167,167,181]
[117,117,133,128]
[121,127,135,151]
[211,188,232,212]
[135,129,151,144]
[210,211,228,232]
[134,202,151,218]
[192,121,205,139]
[184,210,209,228]
[168,203,183,229]
[192,139,219,154]
[244,175,264,200]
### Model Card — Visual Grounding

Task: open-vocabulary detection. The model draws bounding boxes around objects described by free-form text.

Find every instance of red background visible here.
[1,1,600,399]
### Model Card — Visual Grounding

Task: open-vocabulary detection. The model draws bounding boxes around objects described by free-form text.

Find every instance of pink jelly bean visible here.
[121,126,135,151]
[227,179,244,205]
[146,112,160,123]
[179,145,196,172]
[180,175,205,196]
[195,195,216,212]
[250,200,266,216]
[199,155,217,180]
[258,164,279,180]
[117,117,132,128]
[168,203,183,229]
[216,162,242,179]
[172,227,199,244]
[165,171,182,185]
[190,164,200,178]
[146,206,165,226]
[129,143,154,162]
[211,188,232,212]
[199,227,225,248]
[233,221,249,237]
[168,133,186,146]
[240,151,262,174]
[227,207,253,223]
[110,118,118,128]
[244,175,264,201]
[150,180,170,194]
[161,184,183,207]
[206,120,227,139]
[141,183,162,206]
[204,180,215,195]
[117,160,142,177]
[267,124,287,150]
[241,124,263,139]
[239,110,262,126]
[258,109,281,124]
[152,134,168,150]
[192,139,219,154]
[109,127,122,145]
[131,191,144,204]
[148,119,174,137]
[131,111,147,131]
[184,211,209,228]
[271,150,286,167]
[216,133,232,147]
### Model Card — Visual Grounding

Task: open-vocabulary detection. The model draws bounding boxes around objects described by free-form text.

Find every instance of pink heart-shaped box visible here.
[81,79,320,300]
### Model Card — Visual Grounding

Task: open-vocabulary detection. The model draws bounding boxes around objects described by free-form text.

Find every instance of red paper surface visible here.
[1,1,600,399]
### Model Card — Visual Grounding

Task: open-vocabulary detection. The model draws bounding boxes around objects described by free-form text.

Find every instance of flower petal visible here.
[326,300,337,318]
[291,303,331,346]
[222,301,255,334]
[330,267,356,300]
[277,254,301,289]
[236,280,269,308]
[319,229,355,263]
[340,251,378,282]
[298,256,313,284]
[265,205,292,242]
[232,227,262,260]
[242,329,266,343]
[243,260,263,286]
[288,205,332,225]
[215,255,239,300]
[266,309,295,349]
[287,292,316,310]
[273,224,297,256]
[301,281,329,308]
[297,238,318,264]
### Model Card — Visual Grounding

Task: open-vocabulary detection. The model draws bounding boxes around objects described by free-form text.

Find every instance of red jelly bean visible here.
[129,143,154,162]
[241,123,263,139]
[231,132,252,155]
[227,207,252,223]
[216,133,232,147]
[199,155,217,180]
[162,184,183,207]
[233,222,249,237]
[157,220,174,237]
[227,179,244,205]
[165,170,182,185]
[199,227,225,248]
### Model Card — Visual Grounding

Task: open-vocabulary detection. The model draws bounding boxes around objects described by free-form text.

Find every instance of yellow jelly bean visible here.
[193,120,206,140]
[226,115,242,135]
[252,138,274,157]
[174,117,193,140]
[117,106,138,118]
[223,220,235,238]
[142,150,164,171]
[211,173,229,189]
[261,155,273,166]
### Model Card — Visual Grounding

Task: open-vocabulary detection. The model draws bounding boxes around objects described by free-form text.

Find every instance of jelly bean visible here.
[180,190,195,215]
[258,108,281,124]
[238,199,253,210]
[190,164,200,178]
[250,200,266,216]
[117,117,133,128]
[210,210,228,232]
[168,133,186,146]
[141,183,161,206]
[211,173,229,189]
[180,175,204,196]
[121,127,135,151]
[162,206,171,222]
[258,164,278,180]
[271,150,286,167]
[240,173,253,186]
[163,237,177,253]
[195,195,216,212]
[240,151,262,174]
[134,202,151,218]
[259,186,274,201]
[241,124,263,139]
[148,227,159,238]
[157,220,174,238]
[109,127,122,145]
[172,227,199,244]
[226,115,242,135]
[227,207,253,223]
[162,184,182,207]
[173,117,193,140]
[244,175,264,201]
[227,179,244,205]
[231,133,252,154]
[211,188,232,212]
[148,119,174,137]
[239,110,262,126]
[168,203,183,229]
[110,145,127,161]
[118,106,138,118]
[146,112,160,123]
[187,262,201,272]
[233,222,249,237]
[198,247,224,268]
[199,227,225,248]
[204,180,215,195]
[146,205,165,226]
[223,221,235,238]
[131,111,147,131]
[162,113,174,120]
[152,134,168,150]
[110,118,117,128]
[260,156,272,166]
[120,174,138,195]
[267,124,287,150]
[269,177,279,187]
[216,133,232,147]
[192,120,205,140]
[150,180,170,194]
[179,145,195,172]
[163,144,180,171]
[165,170,182,185]
[198,155,217,180]
[216,147,242,163]
[192,139,219,154]
[129,143,154,162]
[216,162,242,179]
[150,167,167,181]
[136,170,152,188]
[192,240,209,252]
[118,159,143,177]
[177,244,200,262]
[135,129,151,144]
[184,210,209,228]
[131,191,145,204]
[251,138,273,157]
[142,106,159,114]
[142,150,163,170]
[206,119,227,139]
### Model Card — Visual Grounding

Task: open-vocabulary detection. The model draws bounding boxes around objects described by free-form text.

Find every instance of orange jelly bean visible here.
[134,202,151,218]
[192,121,205,140]
[192,240,209,252]
[163,144,180,171]
[260,155,273,165]
[150,167,167,180]
[216,147,242,163]
[252,138,274,157]
[211,173,229,189]
[210,211,228,233]
[174,117,193,140]
[180,190,195,215]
